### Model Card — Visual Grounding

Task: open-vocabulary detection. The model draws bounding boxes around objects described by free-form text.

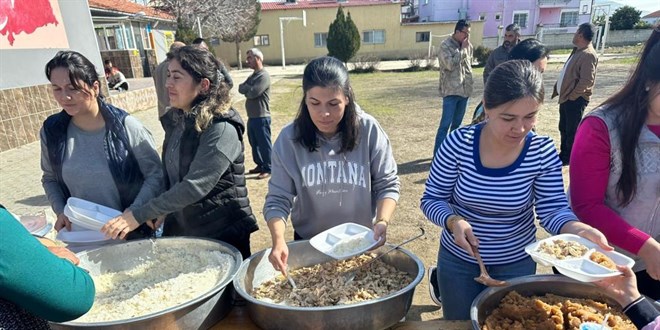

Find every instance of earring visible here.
[645,86,651,92]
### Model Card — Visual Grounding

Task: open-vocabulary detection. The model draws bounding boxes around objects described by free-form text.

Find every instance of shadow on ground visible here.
[16,195,49,207]
[406,304,443,321]
[398,158,432,176]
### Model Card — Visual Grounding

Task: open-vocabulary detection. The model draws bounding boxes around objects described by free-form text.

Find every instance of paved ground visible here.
[0,53,633,217]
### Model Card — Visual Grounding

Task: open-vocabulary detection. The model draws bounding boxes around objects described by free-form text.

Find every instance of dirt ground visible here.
[235,61,635,321]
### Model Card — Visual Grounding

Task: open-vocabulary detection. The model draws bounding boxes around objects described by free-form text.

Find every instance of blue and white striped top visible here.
[421,123,577,265]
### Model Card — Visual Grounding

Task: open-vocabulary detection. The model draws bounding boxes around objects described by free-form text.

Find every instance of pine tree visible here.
[174,19,197,44]
[326,6,360,63]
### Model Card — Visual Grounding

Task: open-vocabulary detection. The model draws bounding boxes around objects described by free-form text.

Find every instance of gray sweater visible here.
[263,108,400,239]
[40,116,163,216]
[238,68,270,118]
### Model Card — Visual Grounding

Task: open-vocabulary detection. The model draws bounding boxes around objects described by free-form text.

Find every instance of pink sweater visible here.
[569,117,660,254]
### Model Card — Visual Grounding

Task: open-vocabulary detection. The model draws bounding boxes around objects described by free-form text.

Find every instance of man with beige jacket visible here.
[552,23,598,165]
[434,19,473,156]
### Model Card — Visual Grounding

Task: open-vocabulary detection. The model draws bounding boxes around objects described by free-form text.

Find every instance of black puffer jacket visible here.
[161,107,259,242]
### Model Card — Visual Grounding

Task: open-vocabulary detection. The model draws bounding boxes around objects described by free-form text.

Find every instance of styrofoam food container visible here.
[309,222,380,260]
[56,223,110,244]
[525,234,634,282]
[65,197,121,231]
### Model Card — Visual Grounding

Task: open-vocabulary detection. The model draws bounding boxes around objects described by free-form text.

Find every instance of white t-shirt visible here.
[556,55,573,97]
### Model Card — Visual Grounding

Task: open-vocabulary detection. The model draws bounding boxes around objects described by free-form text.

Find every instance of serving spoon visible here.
[471,244,507,287]
[343,227,425,285]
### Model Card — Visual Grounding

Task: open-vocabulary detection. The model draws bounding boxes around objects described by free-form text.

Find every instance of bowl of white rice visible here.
[50,237,242,330]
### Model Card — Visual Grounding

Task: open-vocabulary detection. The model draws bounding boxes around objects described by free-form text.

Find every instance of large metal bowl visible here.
[470,275,622,330]
[233,240,424,330]
[51,237,243,330]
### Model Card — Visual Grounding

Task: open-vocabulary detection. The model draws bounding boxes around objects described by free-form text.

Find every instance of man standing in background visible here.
[239,48,272,180]
[552,23,598,166]
[153,41,185,128]
[434,19,473,156]
[483,23,520,84]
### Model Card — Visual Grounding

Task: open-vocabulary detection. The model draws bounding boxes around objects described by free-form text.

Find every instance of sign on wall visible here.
[0,0,69,49]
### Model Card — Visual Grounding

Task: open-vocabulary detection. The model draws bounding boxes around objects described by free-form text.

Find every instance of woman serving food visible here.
[263,56,400,274]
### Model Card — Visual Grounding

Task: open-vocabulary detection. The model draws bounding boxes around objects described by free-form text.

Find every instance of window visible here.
[560,10,579,27]
[513,11,529,28]
[416,31,430,42]
[314,32,328,48]
[495,13,501,21]
[254,35,270,46]
[363,30,385,44]
[479,13,486,21]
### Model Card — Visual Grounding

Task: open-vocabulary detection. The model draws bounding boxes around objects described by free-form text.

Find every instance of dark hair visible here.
[454,19,470,33]
[192,37,205,45]
[45,51,101,97]
[505,23,520,35]
[483,60,544,110]
[577,23,596,42]
[598,26,660,206]
[509,38,550,63]
[294,56,359,153]
[167,46,231,132]
[104,59,112,66]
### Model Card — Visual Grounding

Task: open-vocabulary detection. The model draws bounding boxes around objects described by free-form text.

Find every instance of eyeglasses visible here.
[460,29,471,36]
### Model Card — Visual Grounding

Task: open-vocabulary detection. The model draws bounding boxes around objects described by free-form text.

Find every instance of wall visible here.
[151,22,177,63]
[214,4,484,66]
[101,50,144,78]
[482,28,653,50]
[0,0,106,152]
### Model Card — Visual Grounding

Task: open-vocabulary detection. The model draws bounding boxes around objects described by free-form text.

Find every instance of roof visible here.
[88,0,175,21]
[641,10,660,19]
[261,0,398,11]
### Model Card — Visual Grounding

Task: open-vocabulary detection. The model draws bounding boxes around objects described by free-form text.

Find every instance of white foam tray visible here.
[309,222,380,260]
[65,197,121,231]
[525,234,634,282]
[56,223,110,244]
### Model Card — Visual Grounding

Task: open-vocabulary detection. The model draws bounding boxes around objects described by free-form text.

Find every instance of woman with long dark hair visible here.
[102,46,258,259]
[569,26,660,299]
[263,56,400,274]
[41,51,163,251]
[422,60,610,319]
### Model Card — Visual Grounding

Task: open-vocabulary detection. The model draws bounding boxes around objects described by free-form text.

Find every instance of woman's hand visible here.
[638,238,660,280]
[372,220,388,248]
[269,240,289,275]
[449,217,479,257]
[561,221,613,251]
[47,246,80,265]
[101,210,140,240]
[55,212,71,232]
[594,265,641,307]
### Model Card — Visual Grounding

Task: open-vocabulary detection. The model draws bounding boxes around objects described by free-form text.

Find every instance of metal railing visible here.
[538,0,571,6]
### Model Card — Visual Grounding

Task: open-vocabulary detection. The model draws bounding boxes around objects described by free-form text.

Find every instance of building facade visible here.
[418,0,592,38]
[214,0,484,67]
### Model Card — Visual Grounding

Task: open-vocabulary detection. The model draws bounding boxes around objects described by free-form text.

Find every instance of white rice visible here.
[74,247,232,323]
[331,236,371,256]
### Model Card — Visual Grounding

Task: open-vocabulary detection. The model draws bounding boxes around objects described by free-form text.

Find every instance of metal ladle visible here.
[471,244,507,287]
[343,227,425,285]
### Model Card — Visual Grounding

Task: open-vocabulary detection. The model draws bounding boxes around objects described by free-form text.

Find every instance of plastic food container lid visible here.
[309,222,380,260]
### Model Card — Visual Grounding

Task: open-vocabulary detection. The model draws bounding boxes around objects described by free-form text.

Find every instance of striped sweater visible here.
[421,123,577,265]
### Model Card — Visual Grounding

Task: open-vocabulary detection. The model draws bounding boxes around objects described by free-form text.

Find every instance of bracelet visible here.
[446,215,464,233]
[375,219,389,225]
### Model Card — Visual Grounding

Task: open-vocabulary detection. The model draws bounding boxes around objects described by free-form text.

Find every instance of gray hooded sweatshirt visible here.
[263,107,400,239]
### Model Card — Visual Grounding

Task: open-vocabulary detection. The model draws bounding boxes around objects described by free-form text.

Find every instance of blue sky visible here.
[596,0,659,15]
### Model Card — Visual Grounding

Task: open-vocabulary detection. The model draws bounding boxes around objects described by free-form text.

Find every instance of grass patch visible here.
[607,57,639,65]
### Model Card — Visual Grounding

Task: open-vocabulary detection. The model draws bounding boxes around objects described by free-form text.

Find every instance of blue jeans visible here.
[434,95,469,156]
[247,117,272,173]
[436,247,536,320]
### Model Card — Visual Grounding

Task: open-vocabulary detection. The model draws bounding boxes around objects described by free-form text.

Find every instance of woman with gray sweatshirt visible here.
[264,56,400,274]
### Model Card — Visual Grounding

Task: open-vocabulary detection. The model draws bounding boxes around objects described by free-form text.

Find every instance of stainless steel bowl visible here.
[233,240,424,330]
[51,237,242,330]
[470,275,622,330]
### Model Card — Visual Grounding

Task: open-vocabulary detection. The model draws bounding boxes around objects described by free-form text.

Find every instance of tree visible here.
[174,19,197,44]
[152,0,261,69]
[326,6,361,63]
[609,5,641,30]
[206,0,261,70]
